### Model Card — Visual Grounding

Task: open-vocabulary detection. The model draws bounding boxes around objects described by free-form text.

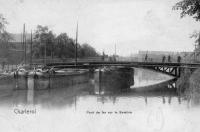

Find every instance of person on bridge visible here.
[168,55,171,63]
[144,54,148,62]
[1,61,5,70]
[177,56,181,63]
[162,56,166,63]
[102,51,105,61]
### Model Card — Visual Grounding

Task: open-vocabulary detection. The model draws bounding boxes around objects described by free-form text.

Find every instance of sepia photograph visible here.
[0,0,200,131]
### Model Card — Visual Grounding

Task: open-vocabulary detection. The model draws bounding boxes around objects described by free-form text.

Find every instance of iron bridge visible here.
[43,61,200,78]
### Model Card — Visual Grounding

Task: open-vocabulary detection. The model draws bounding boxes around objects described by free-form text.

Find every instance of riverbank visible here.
[177,68,200,105]
[189,68,200,105]
[176,68,192,94]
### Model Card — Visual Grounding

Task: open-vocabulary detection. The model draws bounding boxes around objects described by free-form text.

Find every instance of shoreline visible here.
[177,68,200,105]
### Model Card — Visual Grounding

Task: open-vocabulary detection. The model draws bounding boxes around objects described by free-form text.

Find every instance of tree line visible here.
[0,14,13,59]
[32,25,100,60]
[0,14,100,64]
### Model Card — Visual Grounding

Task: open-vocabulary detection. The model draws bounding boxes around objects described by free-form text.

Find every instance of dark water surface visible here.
[0,67,199,132]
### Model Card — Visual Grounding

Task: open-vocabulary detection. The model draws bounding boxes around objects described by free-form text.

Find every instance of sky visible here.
[0,0,200,56]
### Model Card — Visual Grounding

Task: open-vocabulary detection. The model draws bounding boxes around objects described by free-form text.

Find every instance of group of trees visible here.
[173,0,200,46]
[32,25,99,60]
[0,13,100,64]
[0,14,12,42]
[0,14,12,59]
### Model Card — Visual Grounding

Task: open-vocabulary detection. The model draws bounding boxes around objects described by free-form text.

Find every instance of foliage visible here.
[55,33,75,58]
[0,14,8,33]
[0,14,12,60]
[173,0,200,21]
[79,43,99,57]
[33,25,55,58]
[33,25,99,59]
[0,15,99,63]
[190,30,200,44]
[173,0,200,47]
[0,14,12,42]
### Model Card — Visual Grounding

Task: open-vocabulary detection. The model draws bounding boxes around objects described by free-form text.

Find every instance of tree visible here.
[190,30,200,43]
[173,0,200,21]
[56,33,79,58]
[0,14,12,42]
[32,25,99,61]
[0,14,8,34]
[0,14,12,61]
[33,25,55,59]
[190,30,200,54]
[173,0,200,49]
[79,43,99,57]
[55,33,72,58]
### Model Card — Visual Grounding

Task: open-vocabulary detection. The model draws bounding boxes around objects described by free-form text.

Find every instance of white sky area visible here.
[0,0,200,56]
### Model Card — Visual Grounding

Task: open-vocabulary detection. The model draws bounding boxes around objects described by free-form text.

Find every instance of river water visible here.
[0,67,199,132]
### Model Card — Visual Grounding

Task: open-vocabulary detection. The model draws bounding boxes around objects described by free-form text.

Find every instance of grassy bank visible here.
[189,68,200,105]
[177,68,200,105]
[176,68,192,95]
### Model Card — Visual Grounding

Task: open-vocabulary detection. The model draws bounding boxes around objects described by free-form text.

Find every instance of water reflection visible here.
[133,68,174,88]
[0,67,186,108]
[0,67,199,132]
[92,67,134,95]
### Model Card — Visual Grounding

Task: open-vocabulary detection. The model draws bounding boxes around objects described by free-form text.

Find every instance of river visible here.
[0,67,199,132]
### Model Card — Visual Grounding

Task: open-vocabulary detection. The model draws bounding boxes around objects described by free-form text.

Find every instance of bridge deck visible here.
[44,61,200,68]
[40,61,200,78]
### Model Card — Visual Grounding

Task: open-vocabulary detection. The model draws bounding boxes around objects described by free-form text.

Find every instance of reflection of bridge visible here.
[44,61,200,77]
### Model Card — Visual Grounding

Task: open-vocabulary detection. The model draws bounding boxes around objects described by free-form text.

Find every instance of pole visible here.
[23,23,26,65]
[115,44,116,56]
[75,22,78,66]
[21,32,23,50]
[21,32,23,63]
[102,50,105,61]
[45,40,47,65]
[115,44,116,61]
[194,44,197,62]
[30,30,33,68]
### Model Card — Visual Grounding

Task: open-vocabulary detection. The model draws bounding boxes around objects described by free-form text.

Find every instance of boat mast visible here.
[115,44,116,56]
[75,22,78,66]
[23,23,26,65]
[44,38,47,65]
[21,32,23,63]
[114,44,117,61]
[30,30,33,68]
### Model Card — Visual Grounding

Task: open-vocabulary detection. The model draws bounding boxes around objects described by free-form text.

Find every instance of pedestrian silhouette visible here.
[162,56,166,63]
[168,55,171,62]
[177,56,181,63]
[102,52,105,61]
[145,54,148,62]
[2,61,5,70]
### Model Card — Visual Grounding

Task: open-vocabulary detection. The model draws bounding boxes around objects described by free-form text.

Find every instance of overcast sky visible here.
[0,0,200,56]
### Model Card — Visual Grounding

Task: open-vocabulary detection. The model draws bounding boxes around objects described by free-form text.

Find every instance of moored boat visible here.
[34,68,90,90]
